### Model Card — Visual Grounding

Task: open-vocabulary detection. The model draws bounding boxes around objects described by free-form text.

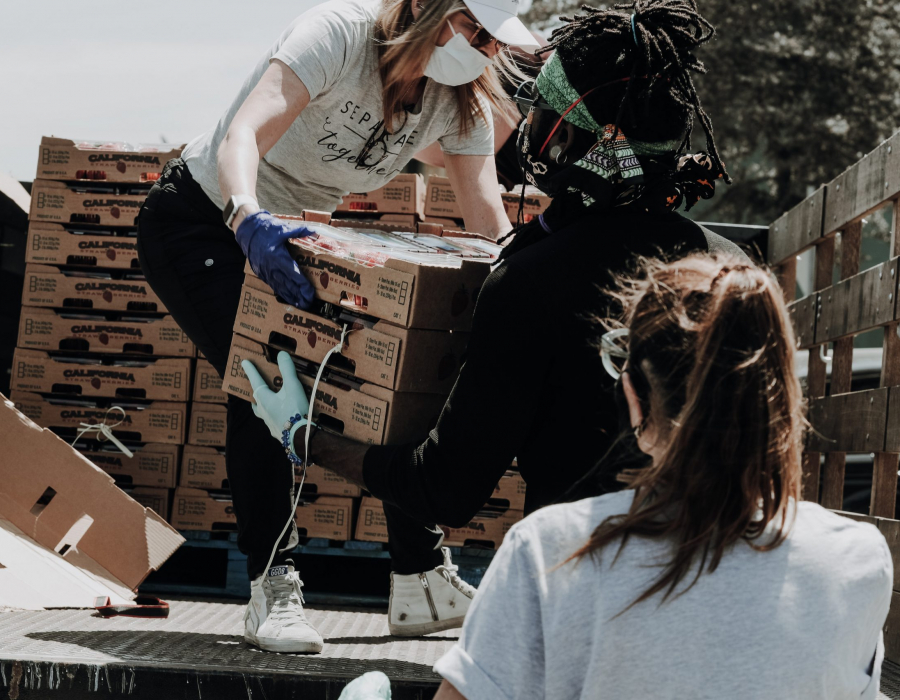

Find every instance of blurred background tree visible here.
[521,0,900,225]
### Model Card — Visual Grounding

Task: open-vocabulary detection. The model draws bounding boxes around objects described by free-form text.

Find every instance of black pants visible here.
[136,159,443,578]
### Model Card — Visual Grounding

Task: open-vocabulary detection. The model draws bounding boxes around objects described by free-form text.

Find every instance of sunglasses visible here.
[458,10,508,51]
[512,79,554,119]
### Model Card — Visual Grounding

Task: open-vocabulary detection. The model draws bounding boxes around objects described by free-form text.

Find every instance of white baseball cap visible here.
[463,0,541,49]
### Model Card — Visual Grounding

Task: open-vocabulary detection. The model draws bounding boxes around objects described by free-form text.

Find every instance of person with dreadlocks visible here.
[244,0,750,640]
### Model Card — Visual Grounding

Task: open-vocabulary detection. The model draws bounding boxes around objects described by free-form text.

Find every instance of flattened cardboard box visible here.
[194,359,228,403]
[12,348,192,402]
[76,442,179,489]
[225,335,446,445]
[24,264,167,313]
[0,395,183,609]
[236,279,468,394]
[334,173,425,218]
[171,488,354,540]
[12,391,187,444]
[30,179,146,228]
[274,238,489,332]
[36,137,183,184]
[27,223,140,269]
[18,306,194,357]
[180,445,360,496]
[189,402,227,447]
[122,486,170,522]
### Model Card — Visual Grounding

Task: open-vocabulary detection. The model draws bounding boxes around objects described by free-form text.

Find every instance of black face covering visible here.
[515,109,615,205]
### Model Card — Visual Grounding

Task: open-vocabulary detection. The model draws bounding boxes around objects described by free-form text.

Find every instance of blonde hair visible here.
[373,0,523,135]
[573,255,805,610]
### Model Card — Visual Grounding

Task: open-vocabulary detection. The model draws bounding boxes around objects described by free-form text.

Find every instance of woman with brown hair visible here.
[137,0,536,654]
[431,255,892,699]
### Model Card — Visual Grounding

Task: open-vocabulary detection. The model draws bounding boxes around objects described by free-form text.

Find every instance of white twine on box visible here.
[73,406,134,458]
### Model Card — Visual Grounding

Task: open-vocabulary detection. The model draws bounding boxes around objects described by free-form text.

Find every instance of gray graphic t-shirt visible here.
[182,0,494,214]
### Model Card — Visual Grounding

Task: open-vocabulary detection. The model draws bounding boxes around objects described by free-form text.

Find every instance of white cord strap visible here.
[73,406,134,458]
[263,323,351,575]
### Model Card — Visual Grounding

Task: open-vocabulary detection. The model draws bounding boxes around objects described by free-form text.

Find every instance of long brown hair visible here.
[373,0,522,135]
[574,255,805,609]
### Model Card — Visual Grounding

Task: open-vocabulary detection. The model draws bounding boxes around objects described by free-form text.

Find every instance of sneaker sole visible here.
[245,631,324,654]
[388,615,467,637]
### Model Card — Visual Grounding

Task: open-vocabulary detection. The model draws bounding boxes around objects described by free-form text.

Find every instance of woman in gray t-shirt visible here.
[433,255,892,700]
[136,0,538,655]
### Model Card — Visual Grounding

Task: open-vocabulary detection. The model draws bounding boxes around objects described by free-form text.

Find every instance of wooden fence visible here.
[768,129,900,658]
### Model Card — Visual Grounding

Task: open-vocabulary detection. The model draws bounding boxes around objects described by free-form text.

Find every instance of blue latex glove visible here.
[235,211,315,310]
[337,672,391,700]
[241,351,312,451]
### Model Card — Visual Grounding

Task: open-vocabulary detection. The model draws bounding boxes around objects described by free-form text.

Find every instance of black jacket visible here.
[363,208,747,527]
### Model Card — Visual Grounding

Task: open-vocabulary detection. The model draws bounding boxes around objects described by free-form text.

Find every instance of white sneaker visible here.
[244,563,324,653]
[388,547,476,637]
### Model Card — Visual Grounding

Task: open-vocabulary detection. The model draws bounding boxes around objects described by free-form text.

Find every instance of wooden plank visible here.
[777,255,798,304]
[820,452,847,510]
[824,131,900,236]
[787,294,817,349]
[803,236,837,498]
[814,259,898,345]
[871,453,899,519]
[807,389,889,453]
[801,453,820,503]
[768,187,826,266]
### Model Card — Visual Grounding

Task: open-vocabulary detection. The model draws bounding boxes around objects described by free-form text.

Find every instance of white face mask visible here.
[424,21,493,86]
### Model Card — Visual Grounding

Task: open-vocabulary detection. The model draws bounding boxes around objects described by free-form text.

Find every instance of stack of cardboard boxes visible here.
[11,137,187,523]
[197,208,527,548]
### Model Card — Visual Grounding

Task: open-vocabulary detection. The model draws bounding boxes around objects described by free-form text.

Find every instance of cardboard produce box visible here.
[235,280,468,393]
[225,335,446,445]
[441,508,522,548]
[294,495,355,540]
[355,496,389,543]
[0,395,183,609]
[423,216,465,230]
[12,349,191,402]
[335,173,424,218]
[171,487,354,540]
[76,442,179,489]
[18,307,194,357]
[355,498,522,547]
[425,176,463,219]
[23,264,167,313]
[170,488,235,531]
[282,242,489,332]
[501,188,551,225]
[30,179,147,228]
[26,223,140,269]
[36,137,182,184]
[188,402,227,447]
[180,444,360,496]
[492,469,526,511]
[193,359,227,403]
[12,391,187,444]
[122,486,170,522]
[180,445,228,489]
